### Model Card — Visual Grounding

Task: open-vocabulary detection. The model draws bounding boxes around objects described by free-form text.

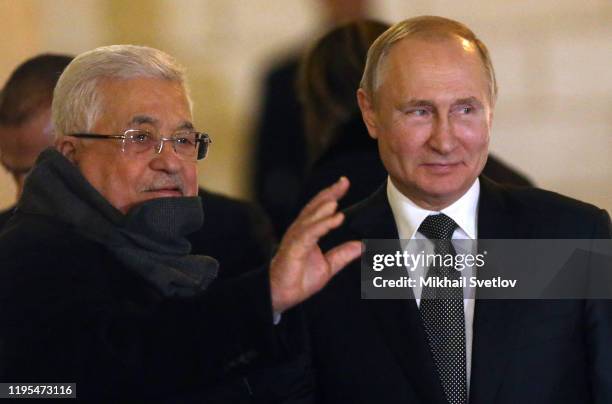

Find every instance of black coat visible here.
[190,189,275,279]
[0,211,303,402]
[305,177,612,404]
[0,206,13,230]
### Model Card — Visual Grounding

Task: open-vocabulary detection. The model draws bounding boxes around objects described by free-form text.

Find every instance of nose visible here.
[427,114,457,154]
[149,139,183,173]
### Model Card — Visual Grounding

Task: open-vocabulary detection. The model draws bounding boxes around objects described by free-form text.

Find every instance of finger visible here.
[299,200,338,227]
[299,211,346,248]
[325,241,363,276]
[299,177,349,218]
[283,211,345,260]
[279,210,345,273]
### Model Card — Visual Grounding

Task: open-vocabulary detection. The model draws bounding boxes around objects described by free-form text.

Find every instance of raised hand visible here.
[269,177,362,313]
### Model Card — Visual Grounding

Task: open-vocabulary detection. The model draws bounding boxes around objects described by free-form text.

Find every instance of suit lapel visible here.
[348,184,449,404]
[470,177,522,404]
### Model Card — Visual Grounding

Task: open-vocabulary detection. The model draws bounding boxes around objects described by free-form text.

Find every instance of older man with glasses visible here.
[0,45,360,402]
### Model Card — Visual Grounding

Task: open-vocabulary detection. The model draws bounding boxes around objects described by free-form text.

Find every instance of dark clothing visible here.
[483,155,532,187]
[0,213,278,401]
[0,205,13,229]
[0,152,301,402]
[0,190,275,280]
[253,56,306,237]
[299,116,386,210]
[191,189,276,280]
[305,177,612,404]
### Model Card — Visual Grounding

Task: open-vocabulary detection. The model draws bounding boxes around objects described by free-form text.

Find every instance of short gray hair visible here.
[360,16,498,104]
[52,45,191,137]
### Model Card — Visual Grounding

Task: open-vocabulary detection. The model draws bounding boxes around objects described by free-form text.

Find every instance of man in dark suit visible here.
[304,16,612,404]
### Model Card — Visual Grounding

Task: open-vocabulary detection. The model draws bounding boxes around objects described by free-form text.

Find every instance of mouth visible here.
[144,187,184,197]
[421,162,462,173]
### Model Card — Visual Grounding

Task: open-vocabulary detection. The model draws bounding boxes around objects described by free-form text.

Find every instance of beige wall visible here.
[1,0,610,213]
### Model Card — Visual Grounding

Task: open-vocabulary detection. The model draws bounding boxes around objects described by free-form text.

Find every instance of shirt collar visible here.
[387,177,480,240]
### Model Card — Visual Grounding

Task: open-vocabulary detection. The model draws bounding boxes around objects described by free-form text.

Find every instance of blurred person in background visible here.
[0,54,73,228]
[297,19,389,209]
[252,0,371,237]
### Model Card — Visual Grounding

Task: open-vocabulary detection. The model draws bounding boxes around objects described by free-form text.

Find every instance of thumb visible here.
[324,241,363,276]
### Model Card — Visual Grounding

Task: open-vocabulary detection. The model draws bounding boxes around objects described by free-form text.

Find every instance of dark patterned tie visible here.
[419,214,467,404]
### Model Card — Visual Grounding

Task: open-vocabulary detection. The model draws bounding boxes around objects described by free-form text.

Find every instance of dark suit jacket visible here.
[0,205,14,230]
[189,189,275,279]
[305,177,612,404]
[253,56,307,237]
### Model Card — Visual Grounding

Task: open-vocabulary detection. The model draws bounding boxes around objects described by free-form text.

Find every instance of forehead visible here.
[95,77,192,129]
[380,36,490,102]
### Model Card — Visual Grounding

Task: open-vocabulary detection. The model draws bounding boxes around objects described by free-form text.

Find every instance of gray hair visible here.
[52,44,191,137]
[360,16,498,104]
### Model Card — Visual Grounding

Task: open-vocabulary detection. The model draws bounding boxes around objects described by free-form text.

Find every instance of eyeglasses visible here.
[68,129,211,161]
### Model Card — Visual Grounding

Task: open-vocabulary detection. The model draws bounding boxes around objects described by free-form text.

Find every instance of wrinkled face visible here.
[59,77,198,214]
[358,35,493,210]
[0,108,54,198]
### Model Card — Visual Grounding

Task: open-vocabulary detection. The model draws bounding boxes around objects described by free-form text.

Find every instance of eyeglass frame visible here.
[67,129,212,161]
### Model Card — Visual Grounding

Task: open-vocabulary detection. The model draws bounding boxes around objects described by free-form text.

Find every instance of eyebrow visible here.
[399,99,436,109]
[398,96,485,110]
[452,97,484,109]
[127,116,194,131]
[176,121,194,131]
[129,115,158,126]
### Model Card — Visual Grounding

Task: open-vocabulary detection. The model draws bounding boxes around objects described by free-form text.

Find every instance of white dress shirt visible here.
[386,177,480,391]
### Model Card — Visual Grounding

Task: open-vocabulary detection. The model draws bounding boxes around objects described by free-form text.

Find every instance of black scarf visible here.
[17,148,218,297]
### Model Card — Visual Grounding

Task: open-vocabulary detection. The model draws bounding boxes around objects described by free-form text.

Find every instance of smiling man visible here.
[0,45,360,401]
[304,16,611,404]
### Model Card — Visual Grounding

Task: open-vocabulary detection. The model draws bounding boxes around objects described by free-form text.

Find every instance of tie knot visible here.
[418,213,458,240]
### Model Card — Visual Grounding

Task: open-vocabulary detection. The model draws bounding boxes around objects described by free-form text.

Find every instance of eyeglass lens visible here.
[123,130,209,160]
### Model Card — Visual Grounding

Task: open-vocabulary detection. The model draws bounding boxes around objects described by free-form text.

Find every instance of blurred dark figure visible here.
[296,20,533,209]
[252,0,371,237]
[0,54,73,228]
[297,20,389,208]
[191,189,275,278]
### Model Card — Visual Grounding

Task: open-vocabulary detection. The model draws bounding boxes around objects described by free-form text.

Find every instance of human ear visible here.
[357,88,379,140]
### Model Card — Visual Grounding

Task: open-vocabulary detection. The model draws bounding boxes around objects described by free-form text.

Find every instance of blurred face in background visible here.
[358,35,493,210]
[58,77,198,214]
[0,107,54,198]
